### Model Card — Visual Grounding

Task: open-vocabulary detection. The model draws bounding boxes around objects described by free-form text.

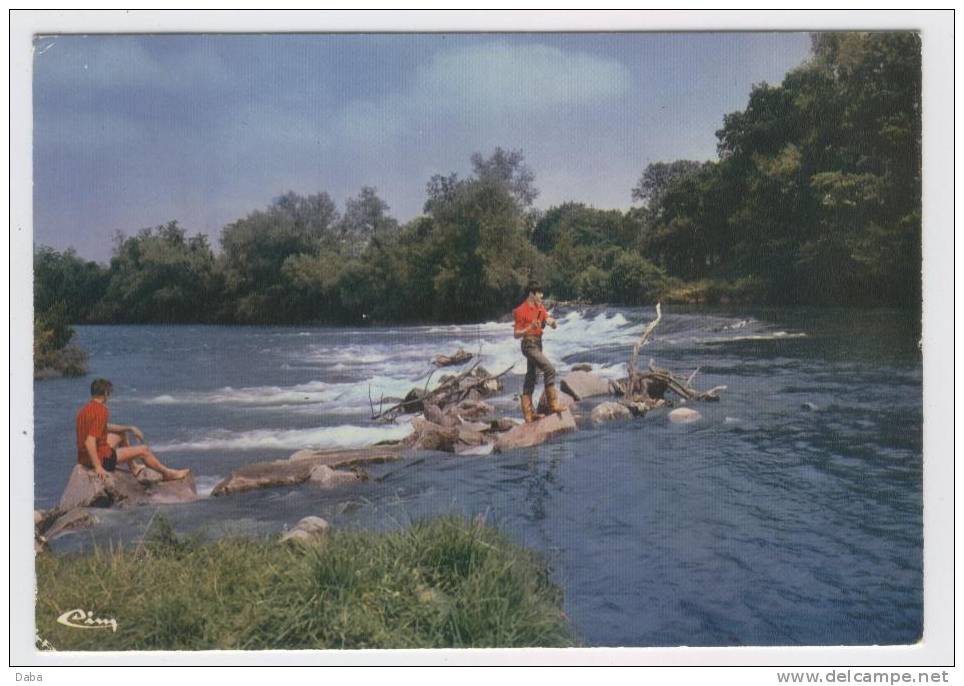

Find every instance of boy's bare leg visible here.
[108,432,145,477]
[115,445,190,481]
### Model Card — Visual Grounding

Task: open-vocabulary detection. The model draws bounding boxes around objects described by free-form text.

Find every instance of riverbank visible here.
[35,515,575,650]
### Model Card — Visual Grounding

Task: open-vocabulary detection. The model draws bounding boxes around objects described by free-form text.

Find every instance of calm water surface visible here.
[34,307,922,647]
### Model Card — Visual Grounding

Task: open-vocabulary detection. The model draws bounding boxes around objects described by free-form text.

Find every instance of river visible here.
[33,306,923,647]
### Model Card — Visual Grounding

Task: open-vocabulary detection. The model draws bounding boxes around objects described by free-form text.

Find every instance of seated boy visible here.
[76,378,190,482]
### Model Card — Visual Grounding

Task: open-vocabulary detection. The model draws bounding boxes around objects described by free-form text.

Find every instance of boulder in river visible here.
[423,403,458,427]
[409,418,488,453]
[280,516,330,545]
[308,464,362,489]
[445,399,495,421]
[590,402,632,424]
[560,371,613,401]
[494,410,577,453]
[668,407,701,424]
[570,363,594,372]
[58,464,197,511]
[409,418,459,451]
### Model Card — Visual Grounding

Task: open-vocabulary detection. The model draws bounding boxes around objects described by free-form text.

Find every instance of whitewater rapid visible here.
[135,309,800,455]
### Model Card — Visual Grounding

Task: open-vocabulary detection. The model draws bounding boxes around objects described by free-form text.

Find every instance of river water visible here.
[33,307,922,647]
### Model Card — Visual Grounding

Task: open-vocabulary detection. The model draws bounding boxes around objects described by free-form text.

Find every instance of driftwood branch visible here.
[628,302,662,378]
[623,303,726,403]
[371,361,514,421]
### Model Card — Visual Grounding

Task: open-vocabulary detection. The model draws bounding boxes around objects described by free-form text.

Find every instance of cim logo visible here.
[56,608,118,632]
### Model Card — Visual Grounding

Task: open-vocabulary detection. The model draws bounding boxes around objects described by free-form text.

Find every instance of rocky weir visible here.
[35,310,725,548]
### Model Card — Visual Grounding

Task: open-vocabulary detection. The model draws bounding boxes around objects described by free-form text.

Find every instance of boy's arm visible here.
[107,423,144,440]
[514,319,540,339]
[85,436,108,480]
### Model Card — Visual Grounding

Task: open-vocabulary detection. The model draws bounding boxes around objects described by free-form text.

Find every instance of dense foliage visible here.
[641,32,922,306]
[33,246,105,375]
[34,33,921,333]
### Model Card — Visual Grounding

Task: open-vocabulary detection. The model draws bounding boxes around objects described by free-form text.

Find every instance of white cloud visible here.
[415,41,633,113]
[330,40,632,152]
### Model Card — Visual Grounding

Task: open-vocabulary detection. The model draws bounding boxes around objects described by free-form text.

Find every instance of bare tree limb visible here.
[628,302,662,378]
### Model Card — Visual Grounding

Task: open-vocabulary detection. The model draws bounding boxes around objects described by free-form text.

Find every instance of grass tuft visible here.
[36,515,576,650]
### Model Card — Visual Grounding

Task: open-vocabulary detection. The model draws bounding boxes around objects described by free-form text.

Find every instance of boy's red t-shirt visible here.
[76,400,112,466]
[513,299,548,337]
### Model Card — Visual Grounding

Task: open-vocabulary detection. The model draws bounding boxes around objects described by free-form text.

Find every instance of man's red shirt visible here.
[76,400,112,466]
[513,299,549,338]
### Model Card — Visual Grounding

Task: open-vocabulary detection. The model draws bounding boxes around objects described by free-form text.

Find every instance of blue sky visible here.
[33,33,812,261]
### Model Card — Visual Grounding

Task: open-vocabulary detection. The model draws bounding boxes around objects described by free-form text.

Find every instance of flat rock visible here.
[45,508,100,540]
[288,446,403,465]
[410,418,459,451]
[560,371,613,401]
[214,447,402,496]
[669,407,701,424]
[494,410,577,453]
[281,516,330,545]
[58,464,197,511]
[571,363,594,372]
[308,464,362,489]
[590,401,632,424]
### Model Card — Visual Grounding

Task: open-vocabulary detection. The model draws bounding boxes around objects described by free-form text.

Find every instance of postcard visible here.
[9,9,955,674]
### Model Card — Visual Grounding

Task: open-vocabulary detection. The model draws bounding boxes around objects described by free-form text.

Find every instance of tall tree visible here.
[470,147,539,208]
[339,186,398,257]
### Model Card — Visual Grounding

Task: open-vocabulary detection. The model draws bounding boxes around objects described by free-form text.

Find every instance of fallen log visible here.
[213,447,401,496]
[433,348,473,367]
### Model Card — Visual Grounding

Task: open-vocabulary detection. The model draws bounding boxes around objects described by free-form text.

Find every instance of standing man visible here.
[513,281,566,423]
[76,378,190,482]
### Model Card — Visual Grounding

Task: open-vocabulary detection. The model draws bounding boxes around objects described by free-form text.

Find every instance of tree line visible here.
[35,31,921,361]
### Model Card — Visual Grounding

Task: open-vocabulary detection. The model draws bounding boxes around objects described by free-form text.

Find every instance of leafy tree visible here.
[96,221,222,322]
[470,147,539,208]
[339,186,398,257]
[424,173,464,213]
[631,160,703,208]
[426,176,543,320]
[220,192,340,322]
[33,246,109,322]
[609,252,667,305]
[642,31,920,306]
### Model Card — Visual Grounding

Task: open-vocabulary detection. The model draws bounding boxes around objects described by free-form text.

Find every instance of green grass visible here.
[36,516,576,650]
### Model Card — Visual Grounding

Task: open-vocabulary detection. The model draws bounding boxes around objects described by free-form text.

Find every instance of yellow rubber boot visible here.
[521,394,542,423]
[545,384,567,414]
